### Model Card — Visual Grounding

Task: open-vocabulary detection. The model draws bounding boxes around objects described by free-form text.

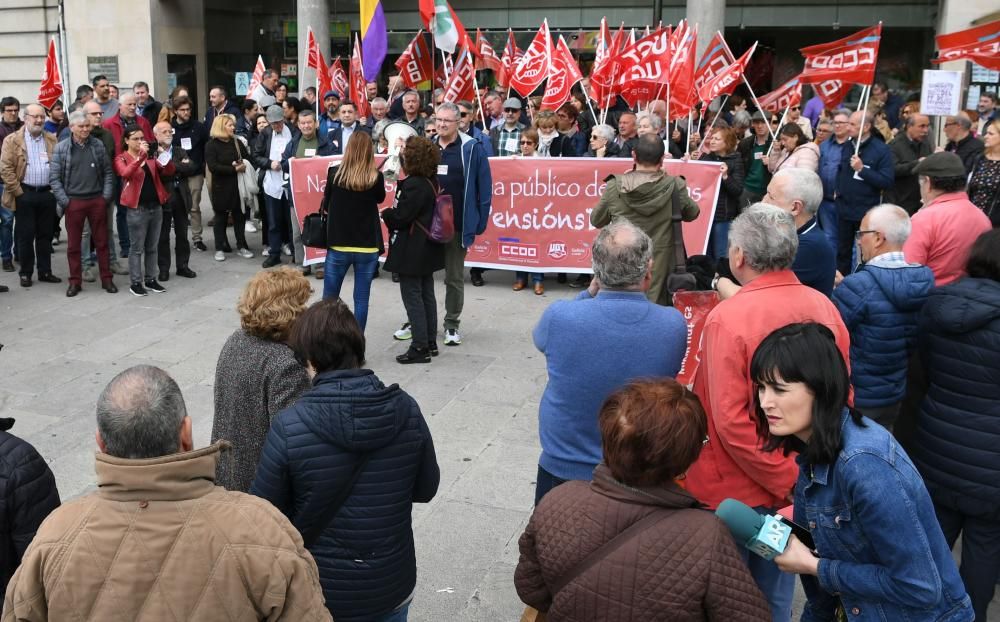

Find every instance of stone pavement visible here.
[0,231,995,621]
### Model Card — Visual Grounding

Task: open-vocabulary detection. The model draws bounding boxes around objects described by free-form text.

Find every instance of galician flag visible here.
[419,0,469,54]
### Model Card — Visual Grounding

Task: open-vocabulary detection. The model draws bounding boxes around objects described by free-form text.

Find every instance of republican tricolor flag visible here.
[359,0,387,80]
[37,38,63,110]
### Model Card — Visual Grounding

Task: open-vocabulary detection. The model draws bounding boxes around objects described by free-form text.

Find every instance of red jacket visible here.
[102,114,154,156]
[114,151,174,208]
[685,270,852,510]
[903,191,992,286]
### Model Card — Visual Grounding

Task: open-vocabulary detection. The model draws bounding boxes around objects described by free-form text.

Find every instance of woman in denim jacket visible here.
[750,322,973,622]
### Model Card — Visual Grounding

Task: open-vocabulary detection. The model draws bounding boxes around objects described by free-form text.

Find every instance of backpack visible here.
[412,178,455,244]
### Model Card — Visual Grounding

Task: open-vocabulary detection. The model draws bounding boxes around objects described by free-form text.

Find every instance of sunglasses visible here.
[460,112,470,117]
[504,108,519,113]
[790,106,801,111]
[520,140,535,145]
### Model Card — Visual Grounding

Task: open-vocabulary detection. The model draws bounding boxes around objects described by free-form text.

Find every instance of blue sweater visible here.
[533,290,687,481]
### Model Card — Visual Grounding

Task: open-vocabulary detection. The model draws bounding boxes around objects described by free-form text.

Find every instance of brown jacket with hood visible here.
[2,442,331,622]
[515,464,770,622]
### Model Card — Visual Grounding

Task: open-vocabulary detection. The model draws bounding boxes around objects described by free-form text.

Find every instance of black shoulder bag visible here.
[665,187,697,296]
[301,454,371,548]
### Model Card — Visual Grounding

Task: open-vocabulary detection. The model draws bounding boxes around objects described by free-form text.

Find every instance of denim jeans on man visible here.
[0,202,13,262]
[372,602,410,622]
[126,203,162,284]
[323,250,379,331]
[264,194,291,257]
[707,221,731,260]
[116,203,130,258]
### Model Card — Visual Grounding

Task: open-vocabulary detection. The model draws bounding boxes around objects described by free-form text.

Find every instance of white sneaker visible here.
[237,248,254,259]
[281,243,293,256]
[214,251,226,261]
[245,221,258,233]
[444,328,462,346]
[82,265,97,282]
[393,322,412,341]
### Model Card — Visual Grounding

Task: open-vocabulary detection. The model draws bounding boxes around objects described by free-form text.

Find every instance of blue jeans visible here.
[818,200,838,256]
[323,250,379,331]
[116,204,130,258]
[515,271,543,284]
[735,506,795,622]
[535,464,570,507]
[373,602,410,622]
[0,203,14,261]
[264,194,290,257]
[707,221,731,259]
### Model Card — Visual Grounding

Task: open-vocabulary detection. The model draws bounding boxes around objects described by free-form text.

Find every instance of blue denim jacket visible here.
[794,411,972,622]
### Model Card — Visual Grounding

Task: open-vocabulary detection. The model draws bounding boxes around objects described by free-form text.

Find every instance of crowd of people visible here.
[0,66,998,622]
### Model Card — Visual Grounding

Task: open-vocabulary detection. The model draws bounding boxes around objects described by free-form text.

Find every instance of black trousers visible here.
[399,274,437,349]
[14,188,57,277]
[837,217,861,276]
[213,196,248,251]
[158,191,191,273]
[935,496,1000,621]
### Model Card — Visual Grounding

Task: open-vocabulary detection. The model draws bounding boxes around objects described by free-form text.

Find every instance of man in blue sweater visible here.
[532,220,688,505]
[832,204,933,429]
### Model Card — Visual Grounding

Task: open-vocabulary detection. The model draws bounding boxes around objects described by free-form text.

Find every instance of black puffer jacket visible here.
[251,369,440,622]
[911,277,1000,515]
[699,151,745,223]
[0,418,60,592]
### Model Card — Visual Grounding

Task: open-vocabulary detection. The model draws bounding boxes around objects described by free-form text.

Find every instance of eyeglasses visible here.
[833,121,848,125]
[504,108,519,113]
[520,140,535,145]
[944,121,957,127]
[854,230,878,240]
[436,117,458,124]
[790,106,800,111]
[460,112,470,118]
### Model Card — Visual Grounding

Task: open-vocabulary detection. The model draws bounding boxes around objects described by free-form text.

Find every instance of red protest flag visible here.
[697,42,756,103]
[37,38,63,110]
[306,28,334,100]
[247,55,266,100]
[541,36,583,110]
[811,79,853,109]
[330,57,349,97]
[799,24,882,86]
[510,20,551,98]
[350,35,371,117]
[475,29,503,73]
[694,31,736,97]
[932,20,1000,69]
[756,75,803,112]
[395,31,434,89]
[419,0,472,54]
[616,27,672,108]
[593,17,611,69]
[668,24,698,120]
[443,47,477,103]
[496,29,521,89]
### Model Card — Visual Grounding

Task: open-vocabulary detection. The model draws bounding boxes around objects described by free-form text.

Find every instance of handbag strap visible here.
[550,509,669,596]
[670,187,688,275]
[301,454,371,548]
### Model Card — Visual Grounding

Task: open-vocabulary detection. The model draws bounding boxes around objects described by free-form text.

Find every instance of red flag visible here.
[247,55,265,100]
[541,36,583,110]
[757,75,803,113]
[799,24,882,86]
[667,24,698,119]
[497,29,522,89]
[811,79,853,109]
[594,17,611,68]
[443,47,477,103]
[306,29,333,101]
[418,0,472,53]
[510,20,551,98]
[395,31,434,89]
[475,29,503,73]
[694,32,736,97]
[932,20,1000,69]
[330,57,349,97]
[37,38,63,110]
[350,35,371,117]
[616,27,672,108]
[697,42,756,103]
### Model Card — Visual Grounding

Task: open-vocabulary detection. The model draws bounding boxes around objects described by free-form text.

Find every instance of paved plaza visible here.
[0,224,995,620]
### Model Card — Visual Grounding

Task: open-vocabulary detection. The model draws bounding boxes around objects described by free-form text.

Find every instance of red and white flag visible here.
[37,38,63,110]
[395,31,434,89]
[247,55,265,99]
[694,31,736,97]
[497,29,522,89]
[541,36,583,110]
[350,35,371,117]
[757,75,803,112]
[594,17,611,69]
[616,27,671,108]
[330,57,349,97]
[475,29,503,73]
[697,42,756,103]
[306,28,333,101]
[932,20,1000,70]
[510,20,552,98]
[799,24,882,86]
[443,47,477,103]
[668,23,698,120]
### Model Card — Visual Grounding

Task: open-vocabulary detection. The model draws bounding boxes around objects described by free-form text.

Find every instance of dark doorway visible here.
[167,54,199,118]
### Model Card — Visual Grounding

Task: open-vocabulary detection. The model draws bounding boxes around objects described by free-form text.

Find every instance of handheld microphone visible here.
[715,498,792,560]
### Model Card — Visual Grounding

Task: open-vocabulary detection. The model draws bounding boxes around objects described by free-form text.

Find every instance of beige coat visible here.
[2,442,331,622]
[0,130,57,210]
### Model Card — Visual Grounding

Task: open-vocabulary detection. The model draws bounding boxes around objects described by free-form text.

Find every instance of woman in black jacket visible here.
[320,132,386,332]
[382,136,445,364]
[698,126,745,259]
[204,114,252,262]
[251,298,440,622]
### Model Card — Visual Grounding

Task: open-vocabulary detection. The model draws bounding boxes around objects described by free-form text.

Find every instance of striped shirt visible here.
[23,129,49,187]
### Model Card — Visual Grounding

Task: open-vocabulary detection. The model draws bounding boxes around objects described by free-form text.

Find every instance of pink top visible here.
[903,192,992,286]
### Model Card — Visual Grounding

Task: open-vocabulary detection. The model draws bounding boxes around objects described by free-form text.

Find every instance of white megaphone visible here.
[381,121,419,182]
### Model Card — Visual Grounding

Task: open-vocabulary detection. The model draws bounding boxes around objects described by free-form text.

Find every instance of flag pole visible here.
[854,83,872,157]
[767,104,791,157]
[684,109,693,158]
[473,74,488,130]
[694,94,728,155]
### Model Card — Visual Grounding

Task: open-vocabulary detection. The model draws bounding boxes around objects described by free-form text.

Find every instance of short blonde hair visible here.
[237,267,311,342]
[210,113,236,139]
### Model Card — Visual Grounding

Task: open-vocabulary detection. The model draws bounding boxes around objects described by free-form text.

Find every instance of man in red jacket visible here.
[686,203,851,622]
[101,92,154,156]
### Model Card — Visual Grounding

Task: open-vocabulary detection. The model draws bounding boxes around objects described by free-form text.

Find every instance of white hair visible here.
[636,111,662,131]
[773,168,823,216]
[591,124,616,142]
[866,204,911,246]
[729,203,798,272]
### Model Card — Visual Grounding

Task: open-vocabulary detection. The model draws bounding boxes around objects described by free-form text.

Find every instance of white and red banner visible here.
[443,47,476,103]
[306,28,333,103]
[510,20,551,97]
[349,35,371,117]
[799,24,882,86]
[395,31,434,89]
[289,157,723,268]
[497,29,522,89]
[247,55,265,100]
[757,75,803,112]
[667,23,698,120]
[673,290,720,386]
[37,38,63,110]
[694,32,736,97]
[330,57,349,97]
[475,29,503,73]
[697,42,756,104]
[541,36,583,110]
[616,27,671,108]
[932,20,1000,70]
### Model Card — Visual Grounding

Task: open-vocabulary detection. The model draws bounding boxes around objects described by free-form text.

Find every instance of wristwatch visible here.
[711,275,721,291]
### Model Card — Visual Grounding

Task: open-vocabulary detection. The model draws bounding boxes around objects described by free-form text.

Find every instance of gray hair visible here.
[592,219,653,289]
[732,110,752,128]
[729,203,798,272]
[436,102,460,118]
[866,204,911,246]
[96,365,188,459]
[371,97,387,107]
[772,168,823,216]
[372,118,391,141]
[68,110,88,127]
[832,108,851,120]
[402,89,419,102]
[948,114,972,131]
[591,124,616,142]
[636,111,662,131]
